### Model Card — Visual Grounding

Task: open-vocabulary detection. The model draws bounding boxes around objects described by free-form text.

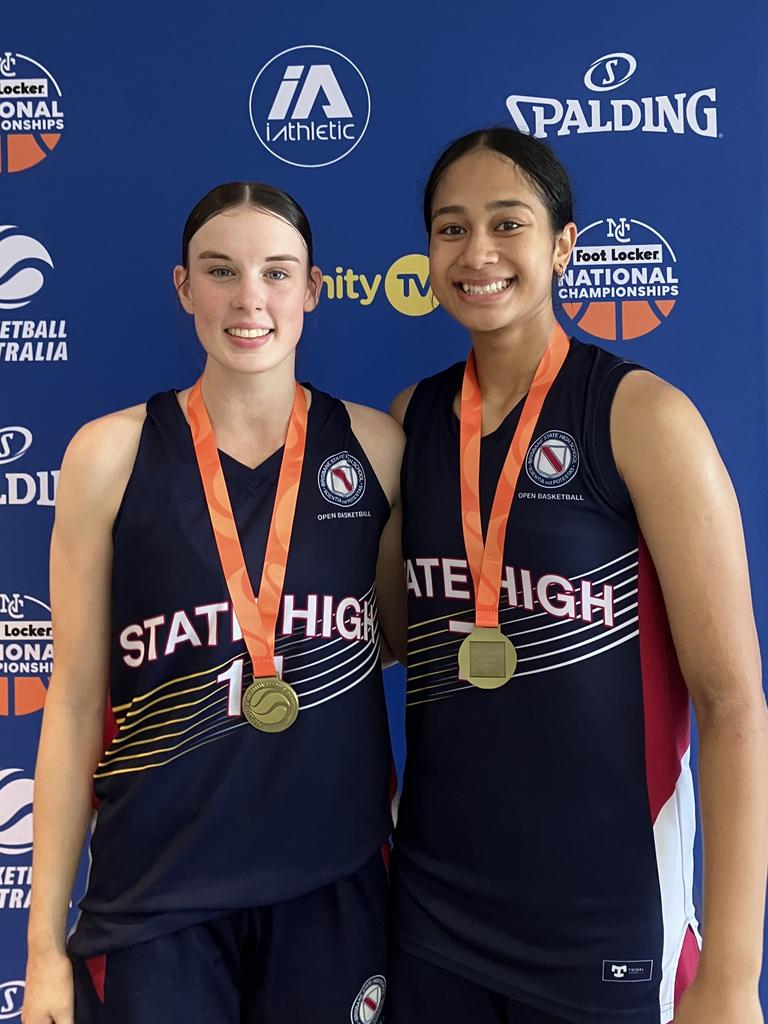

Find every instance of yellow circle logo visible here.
[384,254,437,316]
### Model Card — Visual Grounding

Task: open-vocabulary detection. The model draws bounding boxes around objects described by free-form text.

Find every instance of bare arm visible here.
[345,402,407,666]
[24,407,144,1024]
[388,383,417,428]
[612,372,768,1024]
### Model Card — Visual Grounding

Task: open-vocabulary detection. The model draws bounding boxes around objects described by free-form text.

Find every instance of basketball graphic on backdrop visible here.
[0,593,51,716]
[0,52,64,174]
[557,216,679,342]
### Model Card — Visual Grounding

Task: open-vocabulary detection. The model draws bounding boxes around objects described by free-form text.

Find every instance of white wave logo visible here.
[0,427,32,466]
[0,228,53,310]
[0,769,34,855]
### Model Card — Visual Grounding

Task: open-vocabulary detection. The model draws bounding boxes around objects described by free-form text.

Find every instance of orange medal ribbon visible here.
[188,379,308,680]
[459,324,570,629]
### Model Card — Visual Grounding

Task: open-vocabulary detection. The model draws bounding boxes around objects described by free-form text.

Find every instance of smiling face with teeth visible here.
[173,205,322,377]
[428,148,575,343]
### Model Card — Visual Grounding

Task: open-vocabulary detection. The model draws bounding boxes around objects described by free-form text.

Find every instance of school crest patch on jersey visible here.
[350,974,385,1023]
[525,430,579,488]
[318,451,366,506]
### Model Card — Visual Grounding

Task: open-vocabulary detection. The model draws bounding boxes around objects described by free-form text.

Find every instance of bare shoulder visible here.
[611,369,718,482]
[613,369,700,424]
[389,383,418,427]
[343,401,404,505]
[59,402,147,521]
[344,401,404,448]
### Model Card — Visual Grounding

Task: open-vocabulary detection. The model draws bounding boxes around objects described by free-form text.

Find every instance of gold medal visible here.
[458,628,517,689]
[458,326,571,691]
[189,380,309,736]
[242,677,300,733]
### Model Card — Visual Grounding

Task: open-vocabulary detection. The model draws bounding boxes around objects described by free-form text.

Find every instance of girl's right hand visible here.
[23,950,74,1024]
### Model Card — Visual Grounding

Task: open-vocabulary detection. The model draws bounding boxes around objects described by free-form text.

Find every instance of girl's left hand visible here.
[672,979,763,1024]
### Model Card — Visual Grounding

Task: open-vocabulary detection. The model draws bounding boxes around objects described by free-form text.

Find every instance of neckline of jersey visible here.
[445,362,526,444]
[171,383,317,481]
[444,339,575,443]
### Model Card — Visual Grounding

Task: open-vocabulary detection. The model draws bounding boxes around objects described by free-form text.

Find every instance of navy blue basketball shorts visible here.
[387,946,574,1024]
[70,851,389,1024]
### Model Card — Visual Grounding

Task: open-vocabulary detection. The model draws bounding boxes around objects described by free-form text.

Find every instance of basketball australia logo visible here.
[0,769,33,856]
[0,225,68,363]
[0,51,64,174]
[0,227,53,310]
[249,45,370,168]
[557,217,679,342]
[318,451,366,506]
[526,431,579,488]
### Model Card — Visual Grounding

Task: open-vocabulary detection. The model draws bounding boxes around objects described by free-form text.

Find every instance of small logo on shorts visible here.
[602,959,653,982]
[350,975,385,1023]
[525,430,579,488]
[318,451,366,506]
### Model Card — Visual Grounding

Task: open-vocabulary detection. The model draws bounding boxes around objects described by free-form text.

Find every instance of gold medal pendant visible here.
[458,628,517,689]
[242,677,300,733]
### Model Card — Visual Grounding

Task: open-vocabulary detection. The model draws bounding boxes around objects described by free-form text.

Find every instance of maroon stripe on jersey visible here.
[85,953,107,1003]
[638,535,690,822]
[673,926,700,1008]
[92,703,119,810]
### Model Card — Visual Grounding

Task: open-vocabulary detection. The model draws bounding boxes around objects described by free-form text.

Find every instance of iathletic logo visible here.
[249,45,370,168]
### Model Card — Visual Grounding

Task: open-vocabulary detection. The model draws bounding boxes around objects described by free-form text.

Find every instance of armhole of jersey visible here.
[400,376,433,518]
[338,398,392,531]
[402,371,445,436]
[110,399,153,540]
[589,361,642,521]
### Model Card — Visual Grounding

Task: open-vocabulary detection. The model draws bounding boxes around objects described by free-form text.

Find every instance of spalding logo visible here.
[583,52,637,92]
[0,769,34,856]
[0,227,54,309]
[0,427,33,466]
[0,980,24,1020]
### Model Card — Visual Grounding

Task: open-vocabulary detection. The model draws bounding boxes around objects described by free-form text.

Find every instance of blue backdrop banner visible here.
[1,1,766,1017]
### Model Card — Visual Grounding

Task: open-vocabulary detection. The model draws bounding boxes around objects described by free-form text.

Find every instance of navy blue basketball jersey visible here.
[69,385,393,956]
[392,339,700,1024]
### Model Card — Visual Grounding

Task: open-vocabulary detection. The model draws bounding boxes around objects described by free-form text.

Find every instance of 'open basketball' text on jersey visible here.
[69,386,393,955]
[392,339,700,1024]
